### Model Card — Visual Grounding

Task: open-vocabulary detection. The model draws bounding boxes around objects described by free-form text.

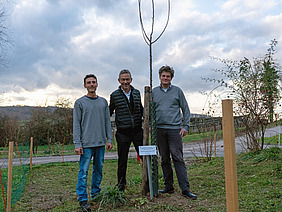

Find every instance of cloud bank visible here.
[1,0,281,114]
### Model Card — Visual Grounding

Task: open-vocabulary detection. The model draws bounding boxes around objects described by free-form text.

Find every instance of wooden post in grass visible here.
[142,86,150,195]
[222,100,239,212]
[7,141,14,212]
[30,137,33,170]
[62,137,65,164]
[214,133,217,158]
[0,167,6,211]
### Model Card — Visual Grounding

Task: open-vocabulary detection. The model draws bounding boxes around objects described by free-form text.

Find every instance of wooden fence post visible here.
[214,133,217,158]
[142,86,150,195]
[222,99,239,212]
[7,141,14,212]
[30,137,33,170]
[62,137,65,164]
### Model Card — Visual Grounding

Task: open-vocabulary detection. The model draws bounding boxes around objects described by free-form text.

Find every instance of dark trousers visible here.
[156,128,190,192]
[116,128,143,186]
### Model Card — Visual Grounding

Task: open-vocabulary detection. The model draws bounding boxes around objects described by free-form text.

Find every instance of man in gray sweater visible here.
[73,74,113,211]
[152,65,197,200]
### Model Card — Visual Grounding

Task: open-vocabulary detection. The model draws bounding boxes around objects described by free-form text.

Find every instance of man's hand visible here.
[179,128,187,138]
[75,147,83,155]
[107,143,113,151]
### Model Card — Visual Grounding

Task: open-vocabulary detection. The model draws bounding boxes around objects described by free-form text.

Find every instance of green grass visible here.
[259,134,282,145]
[183,130,223,143]
[91,186,128,209]
[0,141,119,159]
[8,147,281,211]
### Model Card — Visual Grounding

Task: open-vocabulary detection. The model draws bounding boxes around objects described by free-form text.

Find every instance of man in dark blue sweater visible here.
[109,69,143,191]
[152,65,197,200]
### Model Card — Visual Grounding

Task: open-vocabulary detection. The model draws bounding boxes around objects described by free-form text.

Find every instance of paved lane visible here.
[1,125,280,167]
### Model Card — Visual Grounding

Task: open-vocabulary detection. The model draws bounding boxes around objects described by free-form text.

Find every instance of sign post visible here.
[139,145,157,200]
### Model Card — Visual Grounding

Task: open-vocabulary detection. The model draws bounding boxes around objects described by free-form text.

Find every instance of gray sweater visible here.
[152,85,190,131]
[73,96,113,149]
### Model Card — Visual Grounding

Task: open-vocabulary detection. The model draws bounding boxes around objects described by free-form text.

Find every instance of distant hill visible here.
[0,106,210,122]
[0,106,57,121]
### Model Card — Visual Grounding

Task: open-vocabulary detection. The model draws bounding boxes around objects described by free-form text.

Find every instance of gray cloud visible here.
[0,0,281,113]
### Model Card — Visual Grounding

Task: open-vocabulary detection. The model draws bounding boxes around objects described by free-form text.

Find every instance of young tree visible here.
[0,114,20,146]
[203,40,281,152]
[138,0,171,196]
[260,40,281,122]
[27,107,54,146]
[53,97,73,144]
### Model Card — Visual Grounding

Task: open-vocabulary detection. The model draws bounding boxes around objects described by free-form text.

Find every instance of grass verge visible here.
[10,147,281,211]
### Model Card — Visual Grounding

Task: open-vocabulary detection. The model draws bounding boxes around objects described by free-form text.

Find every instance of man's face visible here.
[160,71,172,87]
[84,77,98,93]
[118,73,132,91]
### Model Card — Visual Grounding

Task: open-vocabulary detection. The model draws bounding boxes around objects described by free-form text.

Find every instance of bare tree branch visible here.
[152,0,170,44]
[138,0,171,90]
[0,2,11,72]
[138,0,170,45]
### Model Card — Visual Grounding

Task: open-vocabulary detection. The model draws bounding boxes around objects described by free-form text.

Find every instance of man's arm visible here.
[73,101,83,153]
[179,89,190,132]
[139,94,144,117]
[105,101,113,146]
[109,93,115,116]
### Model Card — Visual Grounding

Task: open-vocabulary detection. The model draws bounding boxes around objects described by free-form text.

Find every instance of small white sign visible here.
[139,145,157,156]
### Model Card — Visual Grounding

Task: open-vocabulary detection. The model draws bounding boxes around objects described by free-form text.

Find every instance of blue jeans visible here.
[76,146,105,202]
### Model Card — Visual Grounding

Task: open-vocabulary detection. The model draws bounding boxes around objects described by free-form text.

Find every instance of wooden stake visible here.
[142,86,150,195]
[30,137,33,170]
[222,100,239,212]
[62,137,65,164]
[214,133,217,158]
[0,167,6,212]
[7,141,14,212]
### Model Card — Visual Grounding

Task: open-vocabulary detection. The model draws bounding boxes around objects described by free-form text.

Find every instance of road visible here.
[1,125,281,167]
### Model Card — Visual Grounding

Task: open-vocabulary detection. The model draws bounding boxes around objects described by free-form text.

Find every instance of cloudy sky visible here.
[1,0,282,115]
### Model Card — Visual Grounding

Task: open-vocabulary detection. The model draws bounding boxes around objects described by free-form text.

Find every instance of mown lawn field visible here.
[10,147,281,211]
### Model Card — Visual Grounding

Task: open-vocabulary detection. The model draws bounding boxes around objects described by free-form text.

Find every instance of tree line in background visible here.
[0,98,73,147]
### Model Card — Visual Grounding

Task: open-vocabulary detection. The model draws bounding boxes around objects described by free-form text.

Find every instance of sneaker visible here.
[159,187,175,194]
[182,189,197,200]
[79,200,91,212]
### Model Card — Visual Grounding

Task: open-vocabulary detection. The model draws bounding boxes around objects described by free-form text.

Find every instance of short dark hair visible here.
[159,65,174,78]
[84,74,97,84]
[119,69,132,78]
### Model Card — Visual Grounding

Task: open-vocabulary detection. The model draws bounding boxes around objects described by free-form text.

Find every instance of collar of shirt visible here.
[121,88,131,101]
[160,84,172,92]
